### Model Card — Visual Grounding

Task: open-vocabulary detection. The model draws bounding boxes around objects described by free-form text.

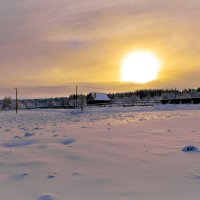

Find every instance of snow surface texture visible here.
[0,104,200,200]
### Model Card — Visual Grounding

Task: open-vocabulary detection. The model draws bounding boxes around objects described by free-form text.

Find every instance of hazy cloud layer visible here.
[0,0,200,95]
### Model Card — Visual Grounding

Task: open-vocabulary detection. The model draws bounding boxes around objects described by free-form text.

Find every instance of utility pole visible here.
[75,86,78,109]
[15,88,18,114]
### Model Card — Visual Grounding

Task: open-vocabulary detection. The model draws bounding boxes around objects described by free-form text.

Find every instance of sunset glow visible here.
[121,51,160,84]
[0,0,199,96]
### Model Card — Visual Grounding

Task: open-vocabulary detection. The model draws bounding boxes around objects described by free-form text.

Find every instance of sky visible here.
[0,0,200,98]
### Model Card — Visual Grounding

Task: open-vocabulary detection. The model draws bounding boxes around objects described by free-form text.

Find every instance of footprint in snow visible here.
[47,172,57,180]
[194,175,200,180]
[72,172,80,176]
[24,132,35,137]
[20,127,28,131]
[13,136,22,139]
[12,173,28,181]
[47,175,56,179]
[182,145,199,152]
[81,126,88,128]
[52,134,58,137]
[32,127,41,131]
[2,139,36,148]
[62,138,75,145]
[38,194,56,200]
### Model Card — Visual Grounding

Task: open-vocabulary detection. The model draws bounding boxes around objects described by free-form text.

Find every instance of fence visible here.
[0,85,116,112]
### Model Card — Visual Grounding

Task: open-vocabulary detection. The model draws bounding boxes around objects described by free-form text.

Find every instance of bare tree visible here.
[1,97,12,110]
[77,95,87,111]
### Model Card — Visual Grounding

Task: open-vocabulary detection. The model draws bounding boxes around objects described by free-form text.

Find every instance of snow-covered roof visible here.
[90,92,111,101]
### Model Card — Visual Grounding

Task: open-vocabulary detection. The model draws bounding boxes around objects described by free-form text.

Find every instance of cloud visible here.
[0,0,200,91]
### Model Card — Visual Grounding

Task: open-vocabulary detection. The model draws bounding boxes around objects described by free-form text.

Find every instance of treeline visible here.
[108,88,200,103]
[0,88,200,110]
[0,95,86,110]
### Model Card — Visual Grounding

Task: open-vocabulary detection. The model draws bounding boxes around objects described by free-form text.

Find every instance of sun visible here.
[121,51,160,84]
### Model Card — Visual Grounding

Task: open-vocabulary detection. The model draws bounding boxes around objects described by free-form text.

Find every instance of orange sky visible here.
[0,0,200,97]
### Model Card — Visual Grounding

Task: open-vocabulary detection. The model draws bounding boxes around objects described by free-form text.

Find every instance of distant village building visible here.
[87,92,112,105]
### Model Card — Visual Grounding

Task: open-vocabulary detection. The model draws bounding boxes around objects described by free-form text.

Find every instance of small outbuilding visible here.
[87,92,112,105]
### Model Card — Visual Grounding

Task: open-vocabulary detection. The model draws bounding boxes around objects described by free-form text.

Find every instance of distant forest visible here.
[108,88,200,103]
[0,88,200,110]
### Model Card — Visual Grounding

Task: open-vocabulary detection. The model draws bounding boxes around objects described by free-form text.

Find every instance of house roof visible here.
[90,92,111,101]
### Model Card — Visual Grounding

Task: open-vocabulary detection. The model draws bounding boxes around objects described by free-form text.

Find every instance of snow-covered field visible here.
[0,104,200,200]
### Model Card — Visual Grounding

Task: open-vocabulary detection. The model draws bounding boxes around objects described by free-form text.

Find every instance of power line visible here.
[0,84,116,91]
[77,85,114,91]
[0,85,74,91]
[78,85,104,90]
[18,85,74,90]
[0,88,16,91]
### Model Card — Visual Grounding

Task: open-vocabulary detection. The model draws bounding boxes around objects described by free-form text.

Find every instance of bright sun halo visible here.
[121,51,160,84]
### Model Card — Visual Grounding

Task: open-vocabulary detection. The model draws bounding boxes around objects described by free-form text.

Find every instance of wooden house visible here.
[87,92,112,105]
